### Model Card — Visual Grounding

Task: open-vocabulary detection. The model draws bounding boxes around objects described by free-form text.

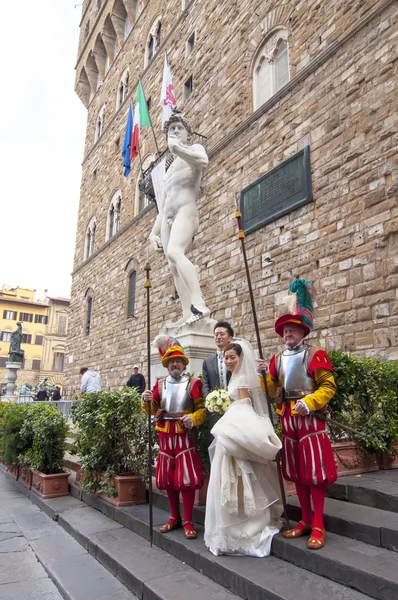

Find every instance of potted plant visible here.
[0,403,33,480]
[328,351,398,472]
[70,387,148,506]
[20,403,70,498]
[0,401,9,469]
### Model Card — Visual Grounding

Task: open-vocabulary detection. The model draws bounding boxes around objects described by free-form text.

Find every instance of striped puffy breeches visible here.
[280,403,337,487]
[156,422,204,492]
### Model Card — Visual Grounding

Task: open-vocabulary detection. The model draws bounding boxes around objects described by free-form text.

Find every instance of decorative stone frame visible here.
[134,154,155,215]
[84,287,94,336]
[84,217,97,260]
[144,15,162,68]
[252,27,290,111]
[95,104,106,142]
[125,257,139,318]
[106,190,122,240]
[117,67,130,111]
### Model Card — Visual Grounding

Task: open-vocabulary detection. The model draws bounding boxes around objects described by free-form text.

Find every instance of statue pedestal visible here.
[3,362,22,403]
[150,319,217,386]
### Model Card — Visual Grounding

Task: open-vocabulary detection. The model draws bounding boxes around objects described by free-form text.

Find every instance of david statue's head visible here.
[164,110,193,145]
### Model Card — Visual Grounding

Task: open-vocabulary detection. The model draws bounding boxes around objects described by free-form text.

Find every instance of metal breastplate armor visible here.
[160,375,193,413]
[279,344,315,396]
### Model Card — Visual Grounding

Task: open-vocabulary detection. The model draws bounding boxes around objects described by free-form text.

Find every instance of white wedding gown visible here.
[204,377,283,557]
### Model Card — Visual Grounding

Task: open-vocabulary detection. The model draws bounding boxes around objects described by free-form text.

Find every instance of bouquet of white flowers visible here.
[205,388,231,415]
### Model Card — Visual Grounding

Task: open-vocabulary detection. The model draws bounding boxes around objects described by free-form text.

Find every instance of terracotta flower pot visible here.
[332,441,378,476]
[377,443,398,470]
[75,462,82,485]
[7,464,19,480]
[31,470,70,499]
[97,475,147,507]
[19,467,33,489]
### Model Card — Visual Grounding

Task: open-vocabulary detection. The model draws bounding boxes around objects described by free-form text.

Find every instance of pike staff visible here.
[144,260,154,546]
[234,198,290,528]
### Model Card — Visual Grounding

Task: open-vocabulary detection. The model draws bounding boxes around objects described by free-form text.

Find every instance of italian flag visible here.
[130,82,151,160]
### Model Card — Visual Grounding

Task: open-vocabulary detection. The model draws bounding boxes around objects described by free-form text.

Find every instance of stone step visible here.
[65,482,373,600]
[272,528,398,600]
[63,451,80,474]
[327,470,398,513]
[65,436,75,450]
[287,495,398,551]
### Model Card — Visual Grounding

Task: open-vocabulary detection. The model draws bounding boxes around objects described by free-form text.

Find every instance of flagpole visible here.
[144,260,154,547]
[234,194,290,529]
[139,77,161,157]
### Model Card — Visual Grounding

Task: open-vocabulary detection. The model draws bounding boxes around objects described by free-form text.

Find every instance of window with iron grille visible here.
[58,316,67,335]
[35,315,48,324]
[35,335,44,345]
[32,359,41,371]
[19,312,33,322]
[3,310,17,320]
[127,271,136,317]
[22,334,32,344]
[86,297,93,335]
[52,352,65,372]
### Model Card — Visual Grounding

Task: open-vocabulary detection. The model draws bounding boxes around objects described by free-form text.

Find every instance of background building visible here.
[0,285,69,394]
[65,0,398,395]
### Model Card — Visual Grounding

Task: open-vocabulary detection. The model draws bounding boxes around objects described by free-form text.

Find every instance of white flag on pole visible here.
[159,52,176,129]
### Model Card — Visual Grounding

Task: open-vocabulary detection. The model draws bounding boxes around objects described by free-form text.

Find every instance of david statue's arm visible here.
[169,137,208,170]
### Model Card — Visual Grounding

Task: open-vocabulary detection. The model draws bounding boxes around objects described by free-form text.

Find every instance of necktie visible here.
[218,351,226,389]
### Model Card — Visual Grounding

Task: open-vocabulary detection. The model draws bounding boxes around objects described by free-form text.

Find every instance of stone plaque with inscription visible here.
[241,146,312,234]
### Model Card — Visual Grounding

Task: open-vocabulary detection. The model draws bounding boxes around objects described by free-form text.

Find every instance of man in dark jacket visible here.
[36,386,49,401]
[126,365,146,393]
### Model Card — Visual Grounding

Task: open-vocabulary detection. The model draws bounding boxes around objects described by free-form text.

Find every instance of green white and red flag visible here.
[130,82,151,160]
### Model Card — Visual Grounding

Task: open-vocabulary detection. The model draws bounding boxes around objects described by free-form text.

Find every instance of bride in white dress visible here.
[204,339,283,557]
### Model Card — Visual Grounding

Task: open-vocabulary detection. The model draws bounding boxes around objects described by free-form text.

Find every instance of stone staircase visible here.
[40,451,397,599]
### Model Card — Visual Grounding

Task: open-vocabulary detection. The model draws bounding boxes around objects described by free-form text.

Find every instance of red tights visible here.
[295,482,326,539]
[166,489,196,531]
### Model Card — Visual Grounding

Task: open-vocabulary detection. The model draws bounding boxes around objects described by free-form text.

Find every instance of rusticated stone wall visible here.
[64,0,398,395]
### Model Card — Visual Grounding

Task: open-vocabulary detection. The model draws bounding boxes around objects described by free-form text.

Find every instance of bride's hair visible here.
[224,342,242,356]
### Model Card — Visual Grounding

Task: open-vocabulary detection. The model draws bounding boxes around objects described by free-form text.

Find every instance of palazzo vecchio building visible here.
[64,0,398,394]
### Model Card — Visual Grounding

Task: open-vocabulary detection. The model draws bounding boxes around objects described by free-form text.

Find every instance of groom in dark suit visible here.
[202,321,234,437]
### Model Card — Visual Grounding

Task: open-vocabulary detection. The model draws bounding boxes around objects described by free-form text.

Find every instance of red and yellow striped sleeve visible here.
[302,369,336,413]
[188,378,207,427]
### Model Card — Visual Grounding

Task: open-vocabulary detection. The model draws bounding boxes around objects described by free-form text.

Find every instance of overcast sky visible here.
[0,2,87,300]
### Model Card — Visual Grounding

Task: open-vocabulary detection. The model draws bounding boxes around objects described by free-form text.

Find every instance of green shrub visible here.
[70,387,149,495]
[328,351,398,453]
[20,403,68,474]
[0,403,33,466]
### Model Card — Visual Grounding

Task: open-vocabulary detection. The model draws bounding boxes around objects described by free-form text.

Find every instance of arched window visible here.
[117,68,129,110]
[95,105,105,142]
[85,289,94,335]
[84,217,97,260]
[253,29,289,110]
[145,17,162,67]
[127,270,136,317]
[106,191,122,240]
[134,154,155,215]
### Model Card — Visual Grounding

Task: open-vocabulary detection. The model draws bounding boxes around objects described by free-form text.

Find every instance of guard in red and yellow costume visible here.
[267,280,337,550]
[142,339,206,539]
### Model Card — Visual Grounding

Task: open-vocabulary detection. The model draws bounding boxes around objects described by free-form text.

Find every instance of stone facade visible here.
[65,0,398,395]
